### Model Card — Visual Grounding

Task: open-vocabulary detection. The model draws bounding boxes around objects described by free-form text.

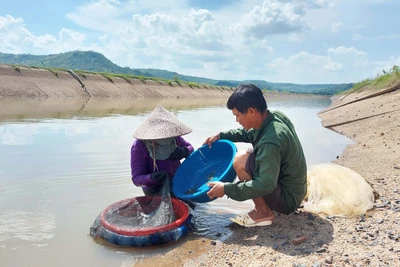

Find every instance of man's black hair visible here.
[226,84,267,113]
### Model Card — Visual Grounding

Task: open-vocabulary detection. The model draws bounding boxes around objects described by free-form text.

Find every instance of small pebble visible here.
[325,256,333,264]
[291,236,307,245]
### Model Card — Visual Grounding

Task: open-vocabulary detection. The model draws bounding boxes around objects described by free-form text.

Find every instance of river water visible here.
[0,96,352,267]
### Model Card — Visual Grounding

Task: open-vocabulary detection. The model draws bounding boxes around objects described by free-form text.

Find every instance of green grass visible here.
[46,68,59,77]
[74,70,87,78]
[187,82,200,88]
[173,75,182,86]
[10,64,21,73]
[338,78,372,95]
[338,65,400,95]
[138,76,146,83]
[115,74,132,84]
[100,73,114,83]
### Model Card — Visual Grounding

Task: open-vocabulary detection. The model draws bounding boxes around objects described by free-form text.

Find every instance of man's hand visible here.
[202,133,220,148]
[207,181,225,199]
[168,147,189,160]
[150,170,168,184]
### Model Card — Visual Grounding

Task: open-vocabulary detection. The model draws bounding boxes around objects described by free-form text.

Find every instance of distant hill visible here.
[135,68,219,85]
[0,51,353,95]
[241,80,353,95]
[0,50,149,76]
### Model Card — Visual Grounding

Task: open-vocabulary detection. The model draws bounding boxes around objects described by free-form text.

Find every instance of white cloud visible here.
[266,51,336,83]
[305,0,338,8]
[237,1,310,39]
[130,9,226,53]
[0,15,86,54]
[59,28,85,43]
[327,46,367,56]
[132,13,179,33]
[89,7,234,72]
[353,33,399,41]
[324,61,343,71]
[378,33,400,40]
[326,46,369,73]
[331,22,342,33]
[263,45,381,83]
[352,33,365,40]
[0,15,32,52]
[371,55,400,77]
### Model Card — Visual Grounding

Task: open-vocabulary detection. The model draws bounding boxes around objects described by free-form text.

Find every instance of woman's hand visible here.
[150,170,169,184]
[168,147,189,160]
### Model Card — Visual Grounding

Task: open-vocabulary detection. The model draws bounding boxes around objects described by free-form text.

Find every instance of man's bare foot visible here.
[248,208,275,223]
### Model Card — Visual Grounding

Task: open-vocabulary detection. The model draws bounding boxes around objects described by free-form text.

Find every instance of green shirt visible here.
[220,110,307,213]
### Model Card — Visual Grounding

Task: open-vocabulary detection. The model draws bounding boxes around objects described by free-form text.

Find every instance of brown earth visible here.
[136,83,400,267]
[0,64,234,99]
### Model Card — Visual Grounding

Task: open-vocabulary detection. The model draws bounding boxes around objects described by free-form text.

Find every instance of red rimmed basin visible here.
[100,196,189,236]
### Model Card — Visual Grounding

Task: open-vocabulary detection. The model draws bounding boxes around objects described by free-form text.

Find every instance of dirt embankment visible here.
[0,64,234,99]
[137,83,400,267]
[0,63,328,122]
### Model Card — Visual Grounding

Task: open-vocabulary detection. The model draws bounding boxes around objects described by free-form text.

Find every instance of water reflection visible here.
[271,95,331,109]
[0,95,352,267]
[0,210,55,243]
[0,98,228,122]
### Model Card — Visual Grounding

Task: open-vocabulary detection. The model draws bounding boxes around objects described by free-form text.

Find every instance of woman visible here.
[130,105,194,196]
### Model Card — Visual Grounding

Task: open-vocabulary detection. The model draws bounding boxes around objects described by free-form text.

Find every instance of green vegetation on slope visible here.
[7,65,234,91]
[339,65,400,95]
[0,50,353,95]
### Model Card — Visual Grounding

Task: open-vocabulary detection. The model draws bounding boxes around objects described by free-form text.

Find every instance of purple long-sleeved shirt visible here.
[130,136,194,190]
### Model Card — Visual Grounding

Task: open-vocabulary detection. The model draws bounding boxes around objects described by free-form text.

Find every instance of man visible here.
[204,84,307,227]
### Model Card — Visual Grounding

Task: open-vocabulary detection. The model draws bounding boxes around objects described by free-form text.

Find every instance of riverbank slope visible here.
[0,64,233,99]
[136,82,400,267]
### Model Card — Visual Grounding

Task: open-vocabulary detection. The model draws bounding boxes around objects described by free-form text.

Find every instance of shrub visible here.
[101,74,114,83]
[187,82,200,88]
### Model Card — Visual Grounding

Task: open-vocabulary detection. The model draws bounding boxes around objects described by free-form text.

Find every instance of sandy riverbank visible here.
[135,83,400,267]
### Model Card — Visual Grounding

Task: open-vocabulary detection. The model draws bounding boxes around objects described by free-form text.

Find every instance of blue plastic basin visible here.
[172,140,237,203]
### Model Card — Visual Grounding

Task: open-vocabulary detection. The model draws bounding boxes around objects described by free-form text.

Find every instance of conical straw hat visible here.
[133,105,192,140]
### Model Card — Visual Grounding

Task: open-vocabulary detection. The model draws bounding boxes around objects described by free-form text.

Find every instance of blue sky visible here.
[1,0,399,84]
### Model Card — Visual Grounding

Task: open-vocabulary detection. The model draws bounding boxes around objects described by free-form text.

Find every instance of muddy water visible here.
[0,96,352,267]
